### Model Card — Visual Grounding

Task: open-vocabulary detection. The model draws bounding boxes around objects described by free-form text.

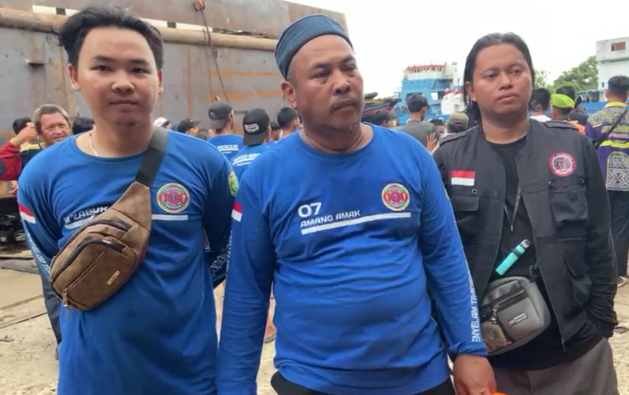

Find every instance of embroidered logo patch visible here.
[228,171,239,197]
[549,152,575,177]
[381,183,410,211]
[156,183,190,213]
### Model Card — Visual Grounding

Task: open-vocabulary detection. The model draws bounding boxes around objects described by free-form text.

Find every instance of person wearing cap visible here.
[446,112,469,134]
[176,118,201,136]
[231,109,272,180]
[217,14,494,395]
[153,116,170,129]
[208,101,243,161]
[229,108,277,344]
[556,85,589,127]
[585,75,629,287]
[548,94,585,133]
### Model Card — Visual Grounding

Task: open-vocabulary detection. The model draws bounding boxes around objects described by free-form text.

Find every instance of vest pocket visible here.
[559,238,592,313]
[549,182,588,231]
[450,193,480,239]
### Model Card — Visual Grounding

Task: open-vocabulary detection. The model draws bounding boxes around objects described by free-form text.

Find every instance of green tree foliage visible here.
[552,56,598,92]
[534,69,551,89]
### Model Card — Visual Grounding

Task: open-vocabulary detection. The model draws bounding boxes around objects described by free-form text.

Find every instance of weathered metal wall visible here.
[1,0,348,36]
[153,44,284,132]
[0,0,347,136]
[0,18,285,136]
[67,42,285,133]
[0,26,71,140]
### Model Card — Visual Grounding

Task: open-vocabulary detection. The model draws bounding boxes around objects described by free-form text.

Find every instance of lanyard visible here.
[503,187,522,233]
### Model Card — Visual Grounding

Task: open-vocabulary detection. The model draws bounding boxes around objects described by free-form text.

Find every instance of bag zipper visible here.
[51,219,130,283]
[481,288,526,322]
[56,238,126,318]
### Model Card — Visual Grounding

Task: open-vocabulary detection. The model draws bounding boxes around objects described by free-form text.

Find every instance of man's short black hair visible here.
[406,93,429,113]
[196,128,209,140]
[552,105,572,117]
[369,110,393,126]
[608,75,629,97]
[277,107,299,129]
[58,6,164,69]
[72,117,95,135]
[12,117,31,135]
[270,121,281,131]
[428,118,444,126]
[555,85,577,101]
[530,88,551,111]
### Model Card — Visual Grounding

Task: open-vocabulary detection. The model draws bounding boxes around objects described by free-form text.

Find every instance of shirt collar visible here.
[605,101,627,108]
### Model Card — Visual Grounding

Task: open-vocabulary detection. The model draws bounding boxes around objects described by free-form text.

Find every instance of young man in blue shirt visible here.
[208,101,243,161]
[230,108,276,342]
[217,14,495,395]
[18,6,233,395]
[277,106,300,139]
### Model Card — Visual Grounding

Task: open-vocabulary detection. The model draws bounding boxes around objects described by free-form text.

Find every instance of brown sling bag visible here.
[49,127,168,311]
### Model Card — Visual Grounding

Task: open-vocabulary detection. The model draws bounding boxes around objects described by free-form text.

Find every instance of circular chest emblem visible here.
[228,171,239,197]
[549,152,575,177]
[382,183,410,211]
[157,183,190,213]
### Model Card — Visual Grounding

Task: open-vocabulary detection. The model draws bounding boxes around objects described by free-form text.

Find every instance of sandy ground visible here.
[1,269,629,395]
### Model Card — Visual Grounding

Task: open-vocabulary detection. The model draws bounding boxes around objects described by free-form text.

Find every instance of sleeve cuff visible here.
[447,341,488,360]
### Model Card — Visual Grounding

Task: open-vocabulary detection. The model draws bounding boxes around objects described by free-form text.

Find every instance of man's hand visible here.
[453,354,496,395]
[12,123,38,147]
[426,132,438,154]
[10,181,18,195]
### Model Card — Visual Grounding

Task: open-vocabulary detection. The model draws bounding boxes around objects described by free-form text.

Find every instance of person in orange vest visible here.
[548,93,585,133]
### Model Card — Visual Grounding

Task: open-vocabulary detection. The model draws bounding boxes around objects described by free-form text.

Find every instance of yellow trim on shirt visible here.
[605,102,628,108]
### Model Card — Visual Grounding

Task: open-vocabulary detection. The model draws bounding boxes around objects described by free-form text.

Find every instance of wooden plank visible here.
[28,0,346,37]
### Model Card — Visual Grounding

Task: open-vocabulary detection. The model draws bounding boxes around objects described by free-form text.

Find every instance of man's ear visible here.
[281,80,298,110]
[68,63,80,91]
[157,69,164,94]
[465,81,476,103]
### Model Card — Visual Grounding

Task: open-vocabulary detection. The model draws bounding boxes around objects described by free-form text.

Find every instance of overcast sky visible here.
[291,0,628,97]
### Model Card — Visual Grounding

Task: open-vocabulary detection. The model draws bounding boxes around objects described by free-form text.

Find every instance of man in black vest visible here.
[433,32,618,395]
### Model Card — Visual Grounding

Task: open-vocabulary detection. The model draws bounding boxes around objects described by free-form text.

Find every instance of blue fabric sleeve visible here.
[17,173,59,278]
[417,149,487,359]
[203,158,236,288]
[216,172,275,395]
[584,121,602,142]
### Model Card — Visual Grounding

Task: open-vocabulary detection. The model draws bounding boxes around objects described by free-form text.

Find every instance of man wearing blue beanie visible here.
[217,14,495,395]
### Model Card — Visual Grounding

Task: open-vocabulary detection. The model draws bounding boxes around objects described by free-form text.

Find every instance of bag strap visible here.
[135,127,168,187]
[594,108,628,150]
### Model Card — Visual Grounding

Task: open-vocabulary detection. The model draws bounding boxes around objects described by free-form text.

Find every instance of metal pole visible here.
[0,7,277,52]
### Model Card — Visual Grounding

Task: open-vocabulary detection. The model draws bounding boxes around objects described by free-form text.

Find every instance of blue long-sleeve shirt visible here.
[231,144,271,180]
[209,134,243,161]
[18,132,234,395]
[217,126,486,395]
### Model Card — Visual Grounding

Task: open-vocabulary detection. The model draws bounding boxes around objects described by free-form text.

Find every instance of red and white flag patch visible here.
[18,203,36,224]
[232,202,242,222]
[451,170,476,187]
